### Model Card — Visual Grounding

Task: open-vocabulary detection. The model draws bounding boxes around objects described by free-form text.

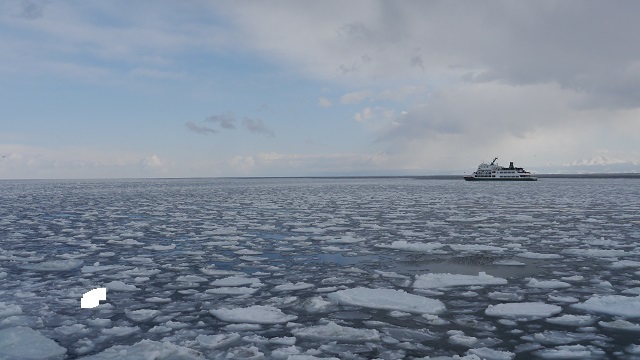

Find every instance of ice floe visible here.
[377,240,446,252]
[328,287,445,314]
[0,326,67,359]
[526,278,572,289]
[571,295,640,318]
[485,302,562,320]
[291,321,380,342]
[210,305,297,324]
[77,339,202,359]
[414,272,507,289]
[18,259,83,271]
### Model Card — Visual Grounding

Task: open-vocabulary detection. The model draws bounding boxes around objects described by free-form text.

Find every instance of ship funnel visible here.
[509,162,514,169]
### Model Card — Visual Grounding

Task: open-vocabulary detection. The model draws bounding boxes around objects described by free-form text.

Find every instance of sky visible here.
[1,0,639,179]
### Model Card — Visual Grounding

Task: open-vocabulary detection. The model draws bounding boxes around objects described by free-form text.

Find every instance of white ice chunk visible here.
[598,319,640,331]
[210,305,297,324]
[562,248,628,257]
[125,309,160,322]
[234,249,263,255]
[449,244,505,252]
[516,252,562,259]
[571,295,640,318]
[485,302,562,320]
[200,268,242,276]
[622,287,640,295]
[328,287,445,314]
[210,276,261,287]
[291,321,380,342]
[414,272,507,289]
[19,259,83,271]
[467,347,515,360]
[148,325,172,334]
[610,260,640,269]
[144,244,176,251]
[273,282,314,292]
[55,324,89,337]
[287,356,339,360]
[527,278,571,289]
[105,281,139,291]
[488,292,523,301]
[0,302,22,318]
[493,260,525,266]
[548,295,579,303]
[627,344,640,354]
[532,344,605,359]
[121,267,161,276]
[196,333,241,349]
[546,315,595,326]
[145,297,172,303]
[374,270,410,279]
[304,296,334,313]
[271,345,301,358]
[377,241,445,252]
[77,339,202,359]
[0,326,67,359]
[448,332,478,347]
[223,345,264,359]
[101,326,140,337]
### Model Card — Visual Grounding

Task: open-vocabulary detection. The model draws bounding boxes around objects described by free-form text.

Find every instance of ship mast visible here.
[491,157,498,165]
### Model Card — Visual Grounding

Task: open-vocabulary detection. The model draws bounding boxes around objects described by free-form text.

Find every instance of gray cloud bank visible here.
[222,1,640,109]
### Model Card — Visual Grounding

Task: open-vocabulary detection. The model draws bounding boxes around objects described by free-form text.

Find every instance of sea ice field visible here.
[1,177,640,359]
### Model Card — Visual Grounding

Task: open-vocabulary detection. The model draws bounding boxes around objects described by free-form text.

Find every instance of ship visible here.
[464,158,537,181]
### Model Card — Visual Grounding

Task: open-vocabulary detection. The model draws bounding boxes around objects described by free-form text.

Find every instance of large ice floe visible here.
[210,305,298,324]
[327,287,445,314]
[485,302,562,320]
[571,295,640,318]
[2,177,640,358]
[414,272,507,289]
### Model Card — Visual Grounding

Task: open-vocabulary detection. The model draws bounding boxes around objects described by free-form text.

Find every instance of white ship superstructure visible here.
[464,158,537,181]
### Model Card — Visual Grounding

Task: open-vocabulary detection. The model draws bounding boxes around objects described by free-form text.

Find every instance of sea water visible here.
[0,177,639,359]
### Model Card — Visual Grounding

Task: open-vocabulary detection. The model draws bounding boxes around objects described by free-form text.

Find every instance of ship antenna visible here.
[491,157,498,165]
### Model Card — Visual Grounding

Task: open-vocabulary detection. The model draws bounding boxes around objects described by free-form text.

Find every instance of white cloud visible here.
[0,144,170,179]
[229,155,256,173]
[317,97,332,107]
[141,154,164,169]
[224,151,391,176]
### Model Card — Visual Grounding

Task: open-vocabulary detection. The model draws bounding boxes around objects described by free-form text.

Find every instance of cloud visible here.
[226,151,390,176]
[0,144,168,179]
[187,113,274,137]
[229,155,256,172]
[317,97,332,107]
[206,112,237,129]
[20,0,49,19]
[241,117,275,137]
[219,2,640,108]
[140,154,164,169]
[185,121,217,135]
